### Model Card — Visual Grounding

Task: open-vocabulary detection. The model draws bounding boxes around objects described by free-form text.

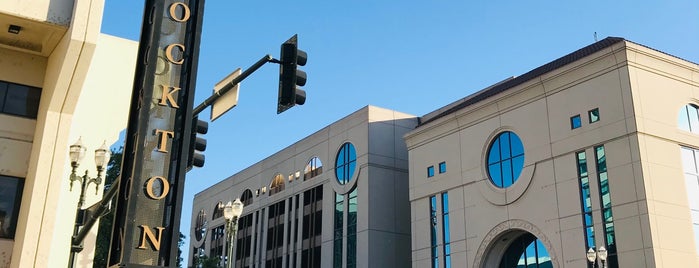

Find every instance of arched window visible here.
[212,201,224,220]
[336,142,357,185]
[269,173,285,195]
[194,209,207,241]
[241,189,253,206]
[487,131,524,188]
[679,104,699,133]
[304,157,323,180]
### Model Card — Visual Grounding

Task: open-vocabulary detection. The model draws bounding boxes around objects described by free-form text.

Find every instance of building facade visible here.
[189,106,417,268]
[0,1,136,267]
[405,37,699,267]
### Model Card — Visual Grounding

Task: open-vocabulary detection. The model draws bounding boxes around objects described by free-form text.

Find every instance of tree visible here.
[177,232,185,268]
[92,147,122,268]
[195,254,221,268]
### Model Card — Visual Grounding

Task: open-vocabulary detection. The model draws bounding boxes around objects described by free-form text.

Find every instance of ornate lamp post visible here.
[586,248,597,267]
[598,246,608,268]
[67,137,110,268]
[223,198,244,268]
[586,246,608,268]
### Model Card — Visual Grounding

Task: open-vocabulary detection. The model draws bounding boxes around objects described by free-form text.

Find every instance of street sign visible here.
[211,68,241,121]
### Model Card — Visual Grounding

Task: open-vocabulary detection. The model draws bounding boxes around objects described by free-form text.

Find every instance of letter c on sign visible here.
[145,176,170,200]
[165,44,185,65]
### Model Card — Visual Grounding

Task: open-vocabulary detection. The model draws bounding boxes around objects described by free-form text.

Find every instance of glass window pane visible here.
[427,166,435,177]
[571,115,582,129]
[336,166,344,182]
[686,177,699,211]
[438,162,446,174]
[512,155,524,180]
[511,135,524,156]
[502,160,513,187]
[500,133,511,157]
[489,163,502,187]
[690,105,699,133]
[589,108,600,123]
[348,161,356,179]
[0,175,25,239]
[348,144,356,159]
[5,84,41,118]
[525,240,536,261]
[680,105,692,131]
[536,240,549,264]
[488,140,500,163]
[337,148,345,166]
[0,82,7,112]
[682,148,697,174]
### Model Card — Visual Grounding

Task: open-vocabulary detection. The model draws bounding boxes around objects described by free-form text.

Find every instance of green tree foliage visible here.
[195,254,221,268]
[92,147,122,268]
[177,232,185,268]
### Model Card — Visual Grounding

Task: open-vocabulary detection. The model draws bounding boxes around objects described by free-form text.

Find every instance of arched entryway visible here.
[475,220,558,268]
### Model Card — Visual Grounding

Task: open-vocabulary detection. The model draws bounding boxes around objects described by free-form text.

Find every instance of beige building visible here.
[189,106,417,268]
[0,1,136,267]
[405,37,699,267]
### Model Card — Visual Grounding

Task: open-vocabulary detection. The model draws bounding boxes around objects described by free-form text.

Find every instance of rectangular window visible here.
[575,151,596,250]
[595,146,618,268]
[333,192,343,268]
[438,162,446,174]
[571,115,582,129]
[441,192,451,268]
[0,81,41,119]
[680,147,699,255]
[589,108,600,123]
[301,185,323,268]
[0,175,24,239]
[346,187,357,268]
[428,166,435,178]
[429,195,439,268]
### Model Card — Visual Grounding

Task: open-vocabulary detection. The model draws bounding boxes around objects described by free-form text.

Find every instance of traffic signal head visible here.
[187,116,208,171]
[277,34,307,114]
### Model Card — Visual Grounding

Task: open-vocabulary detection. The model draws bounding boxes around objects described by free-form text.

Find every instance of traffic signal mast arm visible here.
[192,54,282,117]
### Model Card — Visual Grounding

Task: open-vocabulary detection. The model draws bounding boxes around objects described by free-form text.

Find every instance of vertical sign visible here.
[107,0,204,267]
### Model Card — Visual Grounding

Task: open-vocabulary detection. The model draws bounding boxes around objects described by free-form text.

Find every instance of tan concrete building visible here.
[189,106,417,268]
[0,1,136,267]
[405,37,699,267]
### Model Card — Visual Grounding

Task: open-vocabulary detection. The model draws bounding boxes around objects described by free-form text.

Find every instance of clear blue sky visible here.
[101,0,699,265]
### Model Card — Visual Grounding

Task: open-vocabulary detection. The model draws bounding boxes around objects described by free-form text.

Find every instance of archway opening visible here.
[483,231,553,268]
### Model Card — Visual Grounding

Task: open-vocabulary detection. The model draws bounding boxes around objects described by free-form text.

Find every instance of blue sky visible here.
[101,0,699,264]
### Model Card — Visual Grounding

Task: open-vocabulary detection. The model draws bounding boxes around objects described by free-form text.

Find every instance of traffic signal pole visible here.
[192,54,281,116]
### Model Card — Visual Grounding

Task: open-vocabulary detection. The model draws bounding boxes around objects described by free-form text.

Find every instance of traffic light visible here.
[277,34,307,114]
[187,116,208,171]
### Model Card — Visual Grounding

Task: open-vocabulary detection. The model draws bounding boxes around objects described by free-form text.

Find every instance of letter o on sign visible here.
[145,176,170,200]
[169,2,191,22]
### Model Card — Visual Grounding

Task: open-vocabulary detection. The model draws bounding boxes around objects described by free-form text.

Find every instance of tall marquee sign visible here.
[108,0,204,266]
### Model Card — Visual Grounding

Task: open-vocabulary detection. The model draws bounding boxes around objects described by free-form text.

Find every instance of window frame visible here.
[570,114,582,129]
[438,162,446,174]
[0,80,42,119]
[335,143,357,185]
[486,131,525,188]
[588,108,600,123]
[0,175,24,239]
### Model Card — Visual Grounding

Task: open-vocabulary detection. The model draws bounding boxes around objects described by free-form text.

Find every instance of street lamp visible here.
[586,248,596,267]
[67,137,110,268]
[586,246,608,268]
[598,246,608,268]
[223,198,244,268]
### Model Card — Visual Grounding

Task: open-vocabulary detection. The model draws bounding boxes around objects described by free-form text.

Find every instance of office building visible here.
[405,37,699,267]
[188,106,417,268]
[0,1,136,267]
